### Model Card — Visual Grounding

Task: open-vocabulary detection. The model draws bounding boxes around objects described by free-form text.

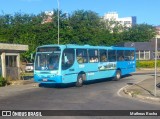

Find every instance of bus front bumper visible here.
[34,75,62,84]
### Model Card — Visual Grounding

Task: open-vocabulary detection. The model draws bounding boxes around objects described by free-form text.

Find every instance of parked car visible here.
[25,63,34,72]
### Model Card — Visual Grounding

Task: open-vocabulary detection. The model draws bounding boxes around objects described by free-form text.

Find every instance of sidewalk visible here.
[0,79,39,98]
[123,70,160,104]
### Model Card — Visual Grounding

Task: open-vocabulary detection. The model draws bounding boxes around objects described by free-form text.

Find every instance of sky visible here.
[0,0,160,26]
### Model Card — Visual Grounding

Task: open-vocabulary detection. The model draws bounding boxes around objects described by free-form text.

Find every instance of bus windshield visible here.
[35,52,60,71]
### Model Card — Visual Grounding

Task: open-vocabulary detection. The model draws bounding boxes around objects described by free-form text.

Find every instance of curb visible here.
[7,79,34,86]
[2,79,39,88]
[136,68,160,71]
[123,89,160,102]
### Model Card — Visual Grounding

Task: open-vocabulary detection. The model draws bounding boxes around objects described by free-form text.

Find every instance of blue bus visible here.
[34,44,136,86]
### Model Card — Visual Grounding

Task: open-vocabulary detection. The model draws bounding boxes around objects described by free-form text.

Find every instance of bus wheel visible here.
[114,70,121,81]
[76,74,83,87]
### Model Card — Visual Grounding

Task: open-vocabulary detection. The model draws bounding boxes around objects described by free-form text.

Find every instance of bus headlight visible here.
[35,74,42,77]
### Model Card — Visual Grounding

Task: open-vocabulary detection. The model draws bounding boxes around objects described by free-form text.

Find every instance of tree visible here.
[121,24,157,42]
[0,10,157,62]
[68,10,104,45]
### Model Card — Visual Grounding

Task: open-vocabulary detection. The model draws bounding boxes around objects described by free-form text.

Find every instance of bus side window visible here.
[99,49,107,62]
[117,50,124,61]
[76,49,88,64]
[108,50,116,62]
[124,50,135,61]
[124,50,130,61]
[130,51,135,60]
[88,49,99,63]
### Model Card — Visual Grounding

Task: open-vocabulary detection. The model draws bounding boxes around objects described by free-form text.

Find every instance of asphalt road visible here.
[0,74,160,119]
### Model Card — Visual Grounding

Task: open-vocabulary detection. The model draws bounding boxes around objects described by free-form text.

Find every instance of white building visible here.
[42,11,54,24]
[103,12,136,27]
[155,25,160,38]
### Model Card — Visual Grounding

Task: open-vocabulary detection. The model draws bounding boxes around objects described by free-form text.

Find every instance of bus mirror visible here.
[31,53,33,60]
[31,53,35,62]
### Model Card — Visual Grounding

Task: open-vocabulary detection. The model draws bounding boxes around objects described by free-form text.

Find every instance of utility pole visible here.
[57,0,60,44]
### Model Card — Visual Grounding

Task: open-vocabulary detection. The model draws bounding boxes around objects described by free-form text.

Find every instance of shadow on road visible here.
[23,76,33,80]
[38,74,132,89]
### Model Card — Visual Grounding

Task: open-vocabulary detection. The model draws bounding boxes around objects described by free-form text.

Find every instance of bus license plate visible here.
[43,78,48,82]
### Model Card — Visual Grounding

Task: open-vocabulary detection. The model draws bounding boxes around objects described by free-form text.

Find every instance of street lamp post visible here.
[57,0,60,44]
[154,37,157,96]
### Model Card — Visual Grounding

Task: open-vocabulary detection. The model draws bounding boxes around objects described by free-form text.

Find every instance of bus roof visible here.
[37,44,135,50]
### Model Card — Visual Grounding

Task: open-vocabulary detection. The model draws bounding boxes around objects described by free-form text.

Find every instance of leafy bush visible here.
[136,60,160,68]
[0,76,7,87]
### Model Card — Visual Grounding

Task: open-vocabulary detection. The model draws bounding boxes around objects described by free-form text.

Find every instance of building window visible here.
[5,56,17,67]
[153,51,160,59]
[140,51,144,60]
[144,51,150,60]
[136,52,139,60]
[136,50,150,60]
[124,21,131,25]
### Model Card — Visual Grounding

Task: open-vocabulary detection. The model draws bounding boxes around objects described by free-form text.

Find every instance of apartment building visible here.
[155,25,160,38]
[103,12,137,27]
[41,11,54,24]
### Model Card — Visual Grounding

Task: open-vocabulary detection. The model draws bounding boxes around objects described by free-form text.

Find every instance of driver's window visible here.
[62,49,75,70]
